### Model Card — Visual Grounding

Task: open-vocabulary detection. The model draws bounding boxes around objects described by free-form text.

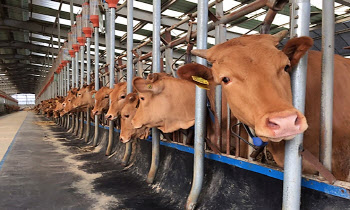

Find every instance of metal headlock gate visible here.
[34,0,349,209]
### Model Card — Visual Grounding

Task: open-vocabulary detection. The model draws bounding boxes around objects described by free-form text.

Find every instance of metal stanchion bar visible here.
[122,0,134,166]
[282,1,310,209]
[186,0,208,209]
[320,0,334,171]
[85,37,91,142]
[106,6,116,156]
[146,0,161,184]
[79,45,85,139]
[93,26,100,147]
[214,0,225,150]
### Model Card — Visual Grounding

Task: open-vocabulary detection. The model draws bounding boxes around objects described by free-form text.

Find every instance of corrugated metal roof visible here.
[0,0,349,95]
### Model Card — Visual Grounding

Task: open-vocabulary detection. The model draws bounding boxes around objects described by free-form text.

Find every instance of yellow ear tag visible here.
[147,84,152,89]
[192,76,209,90]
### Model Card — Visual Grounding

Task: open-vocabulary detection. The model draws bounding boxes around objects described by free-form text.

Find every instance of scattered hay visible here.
[34,121,56,126]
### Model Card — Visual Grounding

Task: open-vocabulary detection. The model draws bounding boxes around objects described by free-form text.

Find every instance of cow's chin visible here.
[260,134,297,143]
[121,138,131,144]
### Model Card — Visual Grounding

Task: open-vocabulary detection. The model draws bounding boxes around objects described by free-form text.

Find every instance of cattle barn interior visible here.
[0,0,349,209]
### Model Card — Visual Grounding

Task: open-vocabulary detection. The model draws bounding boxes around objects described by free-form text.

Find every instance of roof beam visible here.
[0,41,49,53]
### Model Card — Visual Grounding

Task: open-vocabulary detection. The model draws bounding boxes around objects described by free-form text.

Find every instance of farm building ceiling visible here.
[0,0,349,95]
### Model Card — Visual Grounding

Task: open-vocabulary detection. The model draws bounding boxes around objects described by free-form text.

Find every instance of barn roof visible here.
[0,0,349,95]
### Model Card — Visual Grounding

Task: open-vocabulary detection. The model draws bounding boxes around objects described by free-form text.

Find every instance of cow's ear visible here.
[127,93,137,103]
[133,77,164,95]
[282,36,313,67]
[177,63,215,87]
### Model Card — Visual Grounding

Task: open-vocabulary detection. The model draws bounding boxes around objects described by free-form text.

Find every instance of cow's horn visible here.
[191,49,208,59]
[273,30,289,42]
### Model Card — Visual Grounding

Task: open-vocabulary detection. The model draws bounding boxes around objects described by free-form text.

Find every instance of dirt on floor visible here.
[33,121,56,126]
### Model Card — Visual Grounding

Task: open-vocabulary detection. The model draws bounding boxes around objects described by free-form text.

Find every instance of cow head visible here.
[53,96,65,118]
[91,86,112,116]
[131,73,196,133]
[72,83,95,109]
[119,93,150,143]
[61,88,78,115]
[105,82,127,120]
[178,31,312,142]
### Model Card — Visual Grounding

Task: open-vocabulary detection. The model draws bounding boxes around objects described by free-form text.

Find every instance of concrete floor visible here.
[0,111,28,164]
[0,112,179,210]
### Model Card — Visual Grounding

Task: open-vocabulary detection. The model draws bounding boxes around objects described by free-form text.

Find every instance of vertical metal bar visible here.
[282,1,310,209]
[69,0,73,133]
[137,49,143,77]
[80,46,84,88]
[70,0,74,26]
[72,58,75,88]
[106,6,115,156]
[58,14,61,48]
[75,52,79,87]
[85,37,91,143]
[79,45,85,139]
[69,0,74,138]
[186,0,208,209]
[93,27,100,147]
[67,63,70,93]
[75,51,79,135]
[164,48,174,76]
[146,0,161,184]
[122,0,134,166]
[320,0,334,171]
[214,0,225,151]
[226,104,231,155]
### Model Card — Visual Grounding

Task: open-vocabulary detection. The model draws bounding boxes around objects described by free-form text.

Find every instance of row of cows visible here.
[35,32,350,182]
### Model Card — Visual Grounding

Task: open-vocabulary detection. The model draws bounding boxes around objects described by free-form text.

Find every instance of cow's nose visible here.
[120,137,124,142]
[266,114,302,138]
[106,114,113,119]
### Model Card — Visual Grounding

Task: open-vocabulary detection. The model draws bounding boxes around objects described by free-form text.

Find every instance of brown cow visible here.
[132,75,196,133]
[72,83,95,109]
[119,93,150,143]
[91,86,112,116]
[177,32,350,181]
[61,88,78,115]
[105,82,127,120]
[53,96,65,118]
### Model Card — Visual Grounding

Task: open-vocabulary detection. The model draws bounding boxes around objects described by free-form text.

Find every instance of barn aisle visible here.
[0,111,28,162]
[0,112,180,210]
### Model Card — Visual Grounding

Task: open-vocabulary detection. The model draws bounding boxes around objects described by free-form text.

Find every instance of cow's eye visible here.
[78,94,81,96]
[121,95,126,99]
[105,95,109,98]
[140,97,145,101]
[284,65,290,72]
[222,77,230,84]
[124,114,129,118]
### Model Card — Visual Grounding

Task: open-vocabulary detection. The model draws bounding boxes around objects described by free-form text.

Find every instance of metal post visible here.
[106,6,115,156]
[80,46,84,88]
[122,0,134,166]
[320,0,334,171]
[214,0,225,150]
[75,52,79,87]
[282,1,310,209]
[186,0,208,209]
[85,37,91,143]
[79,45,85,139]
[164,47,174,76]
[93,26,100,147]
[70,0,74,26]
[146,0,161,184]
[75,51,79,135]
[137,49,143,77]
